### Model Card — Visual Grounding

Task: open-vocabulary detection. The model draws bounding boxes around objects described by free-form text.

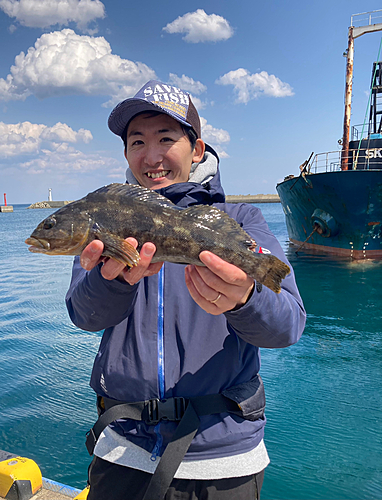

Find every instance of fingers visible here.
[98,238,138,281]
[198,251,249,284]
[80,239,104,270]
[80,238,163,284]
[185,251,254,314]
[185,266,227,315]
[119,242,163,285]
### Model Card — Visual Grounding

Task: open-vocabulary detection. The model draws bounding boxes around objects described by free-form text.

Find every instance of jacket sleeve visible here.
[223,203,306,348]
[65,256,139,332]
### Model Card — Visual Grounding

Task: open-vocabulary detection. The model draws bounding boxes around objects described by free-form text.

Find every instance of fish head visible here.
[25,204,93,256]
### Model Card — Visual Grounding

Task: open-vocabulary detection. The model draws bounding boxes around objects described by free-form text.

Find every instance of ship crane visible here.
[342,10,382,170]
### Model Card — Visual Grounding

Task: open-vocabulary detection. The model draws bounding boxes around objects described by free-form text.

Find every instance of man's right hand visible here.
[80,238,163,285]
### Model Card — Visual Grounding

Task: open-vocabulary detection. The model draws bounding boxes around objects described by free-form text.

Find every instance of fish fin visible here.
[87,183,181,209]
[256,254,290,293]
[97,231,140,267]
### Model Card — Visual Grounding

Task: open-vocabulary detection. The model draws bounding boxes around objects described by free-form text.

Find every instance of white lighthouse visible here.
[48,188,52,202]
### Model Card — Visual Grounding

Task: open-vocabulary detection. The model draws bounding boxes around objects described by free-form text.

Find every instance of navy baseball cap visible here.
[108,80,201,139]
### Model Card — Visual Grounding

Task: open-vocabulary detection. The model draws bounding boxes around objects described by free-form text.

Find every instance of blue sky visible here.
[0,0,381,204]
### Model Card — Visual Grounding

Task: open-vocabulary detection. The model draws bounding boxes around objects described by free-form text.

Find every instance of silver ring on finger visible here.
[210,292,222,304]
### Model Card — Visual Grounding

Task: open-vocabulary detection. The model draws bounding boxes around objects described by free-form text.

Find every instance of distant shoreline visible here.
[226,194,280,203]
[25,194,280,208]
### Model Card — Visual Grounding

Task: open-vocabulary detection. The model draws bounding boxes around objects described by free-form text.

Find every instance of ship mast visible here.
[341,10,382,170]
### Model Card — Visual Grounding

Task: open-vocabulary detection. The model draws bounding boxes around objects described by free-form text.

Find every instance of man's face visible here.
[125,113,204,190]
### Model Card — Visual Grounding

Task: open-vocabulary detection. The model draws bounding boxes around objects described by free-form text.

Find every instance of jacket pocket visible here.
[222,375,265,421]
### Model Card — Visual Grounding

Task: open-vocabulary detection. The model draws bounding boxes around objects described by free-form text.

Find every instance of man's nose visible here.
[144,145,163,167]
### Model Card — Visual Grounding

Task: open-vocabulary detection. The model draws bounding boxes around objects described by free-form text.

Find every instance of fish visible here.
[25,183,290,293]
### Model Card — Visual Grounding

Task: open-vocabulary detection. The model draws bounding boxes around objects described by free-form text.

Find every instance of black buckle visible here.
[146,397,188,425]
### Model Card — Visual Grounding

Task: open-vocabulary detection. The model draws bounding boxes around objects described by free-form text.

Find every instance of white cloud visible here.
[0,120,125,181]
[0,121,92,157]
[189,95,206,110]
[167,74,208,110]
[200,117,230,157]
[163,9,233,43]
[19,144,122,175]
[200,117,230,144]
[0,0,105,31]
[216,68,294,103]
[168,73,207,94]
[0,29,156,104]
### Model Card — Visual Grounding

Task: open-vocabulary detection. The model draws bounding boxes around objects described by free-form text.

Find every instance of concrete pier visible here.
[226,194,280,203]
[0,206,13,212]
[27,201,74,209]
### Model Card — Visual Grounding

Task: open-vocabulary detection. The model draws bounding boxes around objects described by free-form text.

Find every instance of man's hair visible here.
[122,111,198,152]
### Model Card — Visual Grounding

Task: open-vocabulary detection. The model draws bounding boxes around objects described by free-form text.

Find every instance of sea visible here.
[0,203,381,500]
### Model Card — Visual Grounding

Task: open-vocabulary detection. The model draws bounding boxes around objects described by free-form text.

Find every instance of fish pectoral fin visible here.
[98,232,140,268]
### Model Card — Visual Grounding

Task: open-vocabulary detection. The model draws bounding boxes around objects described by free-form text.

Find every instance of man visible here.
[66,80,306,500]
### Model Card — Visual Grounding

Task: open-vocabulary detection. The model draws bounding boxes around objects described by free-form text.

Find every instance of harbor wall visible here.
[226,194,280,203]
[26,195,280,208]
[27,201,74,209]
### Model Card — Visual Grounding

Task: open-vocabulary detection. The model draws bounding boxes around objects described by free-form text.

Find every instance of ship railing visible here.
[307,149,382,173]
[351,9,382,27]
[352,123,382,141]
[307,151,342,173]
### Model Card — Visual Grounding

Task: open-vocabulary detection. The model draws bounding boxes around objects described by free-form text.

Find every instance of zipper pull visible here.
[150,442,161,462]
[150,423,163,461]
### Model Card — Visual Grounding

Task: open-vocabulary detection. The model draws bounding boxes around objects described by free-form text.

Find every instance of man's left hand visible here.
[185,251,254,315]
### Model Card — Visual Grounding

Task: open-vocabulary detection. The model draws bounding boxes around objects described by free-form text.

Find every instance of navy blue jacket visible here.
[65,168,306,461]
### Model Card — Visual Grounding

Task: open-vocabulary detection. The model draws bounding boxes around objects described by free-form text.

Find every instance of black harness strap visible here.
[142,401,200,500]
[85,393,240,500]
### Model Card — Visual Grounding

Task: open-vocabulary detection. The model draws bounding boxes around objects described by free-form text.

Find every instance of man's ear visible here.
[192,139,205,163]
[124,149,127,160]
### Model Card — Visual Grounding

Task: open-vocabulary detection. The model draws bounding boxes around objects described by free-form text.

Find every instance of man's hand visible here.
[185,251,254,315]
[80,238,163,285]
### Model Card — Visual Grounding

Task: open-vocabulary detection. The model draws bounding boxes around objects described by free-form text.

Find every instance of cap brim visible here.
[108,98,193,138]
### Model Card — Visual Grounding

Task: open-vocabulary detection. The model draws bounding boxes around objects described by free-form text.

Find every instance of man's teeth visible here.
[146,171,169,179]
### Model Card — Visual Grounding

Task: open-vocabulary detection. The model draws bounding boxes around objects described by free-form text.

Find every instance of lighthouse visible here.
[48,188,52,202]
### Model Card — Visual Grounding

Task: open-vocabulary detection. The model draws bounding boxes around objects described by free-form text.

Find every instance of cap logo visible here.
[142,84,189,119]
[108,79,201,139]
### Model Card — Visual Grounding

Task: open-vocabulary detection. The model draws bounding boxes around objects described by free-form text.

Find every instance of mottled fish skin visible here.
[25,183,290,293]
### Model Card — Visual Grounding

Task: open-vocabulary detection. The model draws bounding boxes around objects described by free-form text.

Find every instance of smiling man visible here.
[124,112,205,189]
[66,80,306,500]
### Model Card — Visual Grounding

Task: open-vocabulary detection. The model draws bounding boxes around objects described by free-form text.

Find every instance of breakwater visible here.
[226,194,280,203]
[27,201,74,209]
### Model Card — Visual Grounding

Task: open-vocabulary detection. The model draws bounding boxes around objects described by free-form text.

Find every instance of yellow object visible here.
[0,456,42,499]
[73,484,90,499]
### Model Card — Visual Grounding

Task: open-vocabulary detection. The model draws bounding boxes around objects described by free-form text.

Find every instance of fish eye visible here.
[43,217,56,230]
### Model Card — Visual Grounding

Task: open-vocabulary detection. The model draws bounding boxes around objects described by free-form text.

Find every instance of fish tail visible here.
[247,253,290,293]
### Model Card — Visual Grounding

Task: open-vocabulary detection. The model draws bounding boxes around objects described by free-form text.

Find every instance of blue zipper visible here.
[157,266,165,399]
[151,266,165,461]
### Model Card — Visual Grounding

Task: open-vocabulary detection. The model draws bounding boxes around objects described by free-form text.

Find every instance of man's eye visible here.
[161,137,173,142]
[131,140,144,146]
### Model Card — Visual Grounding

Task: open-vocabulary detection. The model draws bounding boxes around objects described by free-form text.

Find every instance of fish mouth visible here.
[25,236,51,253]
[25,226,91,255]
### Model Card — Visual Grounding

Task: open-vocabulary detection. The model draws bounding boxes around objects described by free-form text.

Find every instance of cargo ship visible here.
[276,10,382,259]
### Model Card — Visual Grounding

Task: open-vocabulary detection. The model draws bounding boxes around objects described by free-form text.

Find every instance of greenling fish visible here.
[25,183,290,293]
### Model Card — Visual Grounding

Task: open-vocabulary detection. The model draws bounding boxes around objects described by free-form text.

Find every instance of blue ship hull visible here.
[276,169,382,259]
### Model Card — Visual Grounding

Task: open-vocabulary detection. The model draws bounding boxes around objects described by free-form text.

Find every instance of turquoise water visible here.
[0,204,381,499]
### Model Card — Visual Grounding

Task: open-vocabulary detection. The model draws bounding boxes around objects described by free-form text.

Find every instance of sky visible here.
[1,0,382,204]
